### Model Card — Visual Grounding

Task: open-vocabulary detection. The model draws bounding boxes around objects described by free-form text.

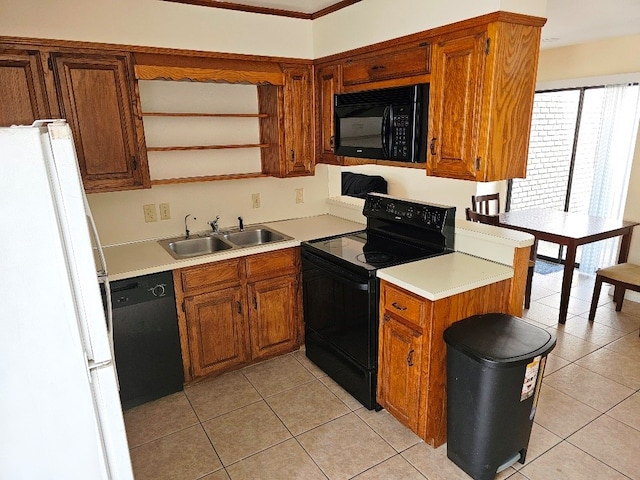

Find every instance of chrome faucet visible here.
[208,215,220,233]
[184,214,196,239]
[238,216,244,231]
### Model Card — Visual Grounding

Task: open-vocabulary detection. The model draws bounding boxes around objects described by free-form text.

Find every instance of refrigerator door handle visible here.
[85,195,119,389]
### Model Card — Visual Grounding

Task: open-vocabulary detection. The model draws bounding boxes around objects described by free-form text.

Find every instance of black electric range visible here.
[301,193,456,409]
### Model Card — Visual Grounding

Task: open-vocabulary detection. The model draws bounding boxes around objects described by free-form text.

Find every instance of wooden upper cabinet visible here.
[342,42,430,88]
[282,64,314,176]
[315,63,342,165]
[49,51,150,193]
[0,48,50,126]
[427,32,487,180]
[259,64,314,178]
[427,19,542,181]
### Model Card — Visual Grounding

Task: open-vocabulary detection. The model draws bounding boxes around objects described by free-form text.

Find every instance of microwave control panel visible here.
[390,105,412,160]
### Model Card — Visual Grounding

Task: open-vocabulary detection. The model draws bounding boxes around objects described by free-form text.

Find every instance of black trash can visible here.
[443,313,556,480]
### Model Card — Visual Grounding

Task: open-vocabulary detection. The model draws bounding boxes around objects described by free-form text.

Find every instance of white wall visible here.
[339,165,477,217]
[88,166,330,245]
[312,0,546,58]
[0,0,313,58]
[536,34,640,265]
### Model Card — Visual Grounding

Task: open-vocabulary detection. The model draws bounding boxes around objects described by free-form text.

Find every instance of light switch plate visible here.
[295,188,304,204]
[252,193,261,209]
[159,203,171,220]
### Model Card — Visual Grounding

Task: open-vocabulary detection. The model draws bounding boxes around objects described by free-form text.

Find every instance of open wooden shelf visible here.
[143,112,268,118]
[147,143,270,152]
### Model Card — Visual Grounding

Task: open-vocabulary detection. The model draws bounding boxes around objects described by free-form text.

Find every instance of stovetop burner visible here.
[307,231,444,271]
[356,252,396,265]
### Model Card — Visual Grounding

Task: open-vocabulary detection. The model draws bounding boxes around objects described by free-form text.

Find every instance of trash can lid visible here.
[443,313,556,367]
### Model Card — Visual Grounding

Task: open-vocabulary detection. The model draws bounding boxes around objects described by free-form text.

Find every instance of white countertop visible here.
[377,252,514,301]
[103,207,521,303]
[103,214,364,281]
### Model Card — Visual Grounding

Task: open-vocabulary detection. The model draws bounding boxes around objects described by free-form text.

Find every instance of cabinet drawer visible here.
[180,258,243,295]
[342,44,430,86]
[245,247,298,281]
[382,284,425,327]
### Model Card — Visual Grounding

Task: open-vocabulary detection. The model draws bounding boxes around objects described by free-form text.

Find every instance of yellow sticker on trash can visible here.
[521,356,541,401]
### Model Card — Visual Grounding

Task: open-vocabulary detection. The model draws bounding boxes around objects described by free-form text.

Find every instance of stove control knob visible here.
[406,207,414,219]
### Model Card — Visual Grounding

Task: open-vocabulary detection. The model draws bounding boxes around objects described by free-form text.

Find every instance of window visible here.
[508,83,640,273]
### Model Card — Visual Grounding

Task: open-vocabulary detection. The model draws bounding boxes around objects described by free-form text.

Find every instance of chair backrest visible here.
[472,193,500,215]
[465,207,500,225]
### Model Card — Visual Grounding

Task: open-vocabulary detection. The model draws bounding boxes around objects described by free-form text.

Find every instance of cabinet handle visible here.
[383,314,390,322]
[253,296,257,309]
[430,137,437,156]
[132,155,138,170]
[291,149,295,162]
[330,135,335,149]
[391,302,407,311]
[236,301,242,314]
[371,65,385,71]
[407,350,415,367]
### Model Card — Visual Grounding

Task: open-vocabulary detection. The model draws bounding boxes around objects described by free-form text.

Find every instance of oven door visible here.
[301,248,378,370]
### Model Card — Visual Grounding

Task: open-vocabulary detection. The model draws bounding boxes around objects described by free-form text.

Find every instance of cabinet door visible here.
[0,48,50,126]
[427,32,487,180]
[282,65,313,176]
[248,275,299,361]
[315,63,342,165]
[49,51,150,192]
[185,287,249,378]
[378,313,422,430]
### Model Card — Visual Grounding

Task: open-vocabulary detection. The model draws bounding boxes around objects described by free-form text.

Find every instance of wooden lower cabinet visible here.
[185,286,249,378]
[248,275,299,360]
[378,278,511,447]
[175,248,302,382]
[378,315,423,427]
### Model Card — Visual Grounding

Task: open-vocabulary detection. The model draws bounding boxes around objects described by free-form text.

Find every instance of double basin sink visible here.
[158,225,293,259]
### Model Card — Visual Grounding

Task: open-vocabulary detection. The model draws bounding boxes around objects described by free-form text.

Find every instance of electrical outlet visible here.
[295,188,304,204]
[143,204,157,223]
[159,203,171,220]
[252,193,261,209]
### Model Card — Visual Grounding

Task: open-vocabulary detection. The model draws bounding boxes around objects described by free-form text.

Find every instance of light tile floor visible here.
[124,270,640,480]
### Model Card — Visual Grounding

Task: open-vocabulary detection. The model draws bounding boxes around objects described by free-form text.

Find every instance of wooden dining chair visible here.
[471,193,500,215]
[465,207,499,225]
[466,206,536,309]
[588,263,640,335]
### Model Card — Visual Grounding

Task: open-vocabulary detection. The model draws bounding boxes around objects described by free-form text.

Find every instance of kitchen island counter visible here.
[377,252,513,301]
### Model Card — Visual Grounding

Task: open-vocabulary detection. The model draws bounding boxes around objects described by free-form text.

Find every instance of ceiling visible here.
[541,0,640,49]
[167,0,640,48]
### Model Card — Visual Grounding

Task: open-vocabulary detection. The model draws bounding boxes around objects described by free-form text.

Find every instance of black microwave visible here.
[334,83,429,163]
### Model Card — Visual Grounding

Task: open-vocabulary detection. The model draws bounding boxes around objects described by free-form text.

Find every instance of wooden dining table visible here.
[498,208,638,324]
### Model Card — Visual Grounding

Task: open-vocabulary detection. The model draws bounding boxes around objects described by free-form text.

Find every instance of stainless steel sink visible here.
[158,225,292,259]
[223,227,288,247]
[158,235,233,259]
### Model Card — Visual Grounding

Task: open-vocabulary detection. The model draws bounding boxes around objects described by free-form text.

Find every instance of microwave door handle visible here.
[381,106,391,158]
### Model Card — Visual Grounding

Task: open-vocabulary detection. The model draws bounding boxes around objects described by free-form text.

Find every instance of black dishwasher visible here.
[108,271,184,410]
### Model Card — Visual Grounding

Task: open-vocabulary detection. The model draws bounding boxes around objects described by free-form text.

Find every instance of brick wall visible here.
[510,90,580,211]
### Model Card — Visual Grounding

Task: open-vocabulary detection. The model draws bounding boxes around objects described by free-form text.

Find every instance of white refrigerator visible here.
[0,121,134,479]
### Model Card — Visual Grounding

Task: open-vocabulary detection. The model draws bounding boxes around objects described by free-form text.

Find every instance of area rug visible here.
[534,260,564,275]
